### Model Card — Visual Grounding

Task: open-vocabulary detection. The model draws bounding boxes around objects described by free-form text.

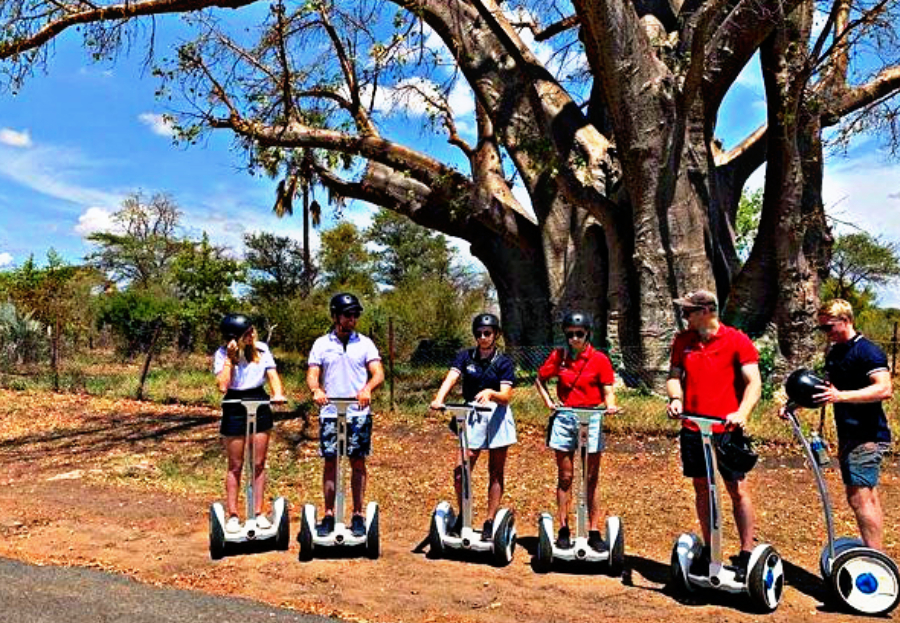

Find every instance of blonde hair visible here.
[818,299,854,323]
[238,327,261,363]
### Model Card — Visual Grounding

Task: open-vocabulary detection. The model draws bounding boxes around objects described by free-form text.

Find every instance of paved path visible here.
[0,557,337,623]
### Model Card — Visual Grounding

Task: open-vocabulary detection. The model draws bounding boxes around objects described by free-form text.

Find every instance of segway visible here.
[209,398,290,560]
[782,403,900,615]
[297,397,380,561]
[534,407,624,575]
[669,414,784,612]
[428,403,517,566]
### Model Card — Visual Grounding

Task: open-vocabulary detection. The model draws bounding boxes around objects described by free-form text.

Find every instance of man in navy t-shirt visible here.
[813,299,893,550]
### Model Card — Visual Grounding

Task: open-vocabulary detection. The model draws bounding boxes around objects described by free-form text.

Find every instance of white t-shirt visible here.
[213,342,277,390]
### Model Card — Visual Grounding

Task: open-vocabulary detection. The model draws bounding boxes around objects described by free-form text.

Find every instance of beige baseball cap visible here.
[673,289,718,309]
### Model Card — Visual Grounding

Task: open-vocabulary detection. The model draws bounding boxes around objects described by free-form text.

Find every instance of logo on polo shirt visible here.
[466,364,478,374]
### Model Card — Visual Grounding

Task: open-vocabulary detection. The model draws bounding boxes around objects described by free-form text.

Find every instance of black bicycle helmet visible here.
[330,292,363,317]
[220,313,252,340]
[716,430,759,473]
[561,311,592,331]
[472,313,501,335]
[785,368,826,409]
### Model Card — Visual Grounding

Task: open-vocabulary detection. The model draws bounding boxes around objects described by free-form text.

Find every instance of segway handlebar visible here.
[437,402,492,412]
[679,412,726,427]
[553,406,609,416]
[222,397,285,406]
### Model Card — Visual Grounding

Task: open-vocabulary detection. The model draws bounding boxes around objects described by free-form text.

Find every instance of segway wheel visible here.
[605,516,625,577]
[820,537,863,578]
[274,497,290,551]
[365,502,380,560]
[428,507,448,560]
[491,510,516,567]
[534,515,553,573]
[667,534,700,597]
[747,545,784,613]
[297,504,316,562]
[829,548,900,616]
[209,504,225,560]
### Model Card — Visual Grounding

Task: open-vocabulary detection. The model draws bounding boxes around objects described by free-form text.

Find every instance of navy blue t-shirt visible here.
[824,334,891,444]
[450,348,516,402]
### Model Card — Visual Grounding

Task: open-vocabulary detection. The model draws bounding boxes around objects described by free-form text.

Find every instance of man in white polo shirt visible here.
[307,293,384,537]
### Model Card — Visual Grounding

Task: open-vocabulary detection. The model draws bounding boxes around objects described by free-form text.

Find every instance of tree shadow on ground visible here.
[0,403,314,468]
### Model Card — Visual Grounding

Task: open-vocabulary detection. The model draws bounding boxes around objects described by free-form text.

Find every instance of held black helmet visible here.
[472,313,501,335]
[330,292,363,317]
[715,430,759,473]
[561,311,592,331]
[220,313,252,340]
[785,368,826,409]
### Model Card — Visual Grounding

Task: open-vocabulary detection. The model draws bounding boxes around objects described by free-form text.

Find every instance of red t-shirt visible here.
[537,344,615,407]
[670,324,758,433]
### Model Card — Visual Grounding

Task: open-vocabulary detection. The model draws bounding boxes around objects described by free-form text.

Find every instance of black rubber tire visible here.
[491,512,516,567]
[667,538,697,597]
[830,548,900,616]
[366,506,381,560]
[534,519,553,573]
[427,510,446,560]
[297,512,314,562]
[747,545,784,613]
[275,503,290,551]
[209,505,225,561]
[608,521,625,577]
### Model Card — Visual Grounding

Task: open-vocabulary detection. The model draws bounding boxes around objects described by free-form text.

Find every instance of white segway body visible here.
[668,414,784,612]
[533,407,624,575]
[296,398,380,561]
[209,398,290,560]
[782,406,900,616]
[427,404,516,567]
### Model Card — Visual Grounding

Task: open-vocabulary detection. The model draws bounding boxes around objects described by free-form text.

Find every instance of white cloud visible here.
[0,252,12,267]
[0,143,122,208]
[138,113,175,138]
[0,128,32,148]
[75,206,116,236]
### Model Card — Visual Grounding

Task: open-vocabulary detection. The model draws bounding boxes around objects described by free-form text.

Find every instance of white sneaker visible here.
[255,514,272,530]
[225,516,242,533]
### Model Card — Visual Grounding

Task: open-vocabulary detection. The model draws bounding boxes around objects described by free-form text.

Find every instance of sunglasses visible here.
[816,323,835,333]
[341,311,361,319]
[475,330,494,338]
[680,306,704,317]
[565,330,586,339]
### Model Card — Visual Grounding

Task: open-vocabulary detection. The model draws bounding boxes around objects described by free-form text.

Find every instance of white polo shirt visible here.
[308,331,381,416]
[213,342,276,390]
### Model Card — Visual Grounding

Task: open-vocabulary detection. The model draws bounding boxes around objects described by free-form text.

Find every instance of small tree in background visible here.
[318,222,375,297]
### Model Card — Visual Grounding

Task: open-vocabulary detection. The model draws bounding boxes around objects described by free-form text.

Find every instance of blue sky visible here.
[0,13,898,308]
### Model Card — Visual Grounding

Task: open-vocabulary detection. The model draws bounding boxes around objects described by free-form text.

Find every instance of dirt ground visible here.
[0,388,898,623]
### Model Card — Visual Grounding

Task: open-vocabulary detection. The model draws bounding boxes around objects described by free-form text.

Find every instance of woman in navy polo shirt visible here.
[214,313,286,534]
[535,311,619,551]
[430,313,517,540]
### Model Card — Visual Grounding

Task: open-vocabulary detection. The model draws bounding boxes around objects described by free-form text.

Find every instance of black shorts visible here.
[680,428,746,482]
[220,387,274,437]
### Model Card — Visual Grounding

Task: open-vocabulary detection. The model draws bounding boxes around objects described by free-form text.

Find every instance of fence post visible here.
[892,321,898,377]
[388,316,395,412]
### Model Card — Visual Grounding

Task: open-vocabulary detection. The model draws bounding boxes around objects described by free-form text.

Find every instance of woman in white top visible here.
[213,313,286,533]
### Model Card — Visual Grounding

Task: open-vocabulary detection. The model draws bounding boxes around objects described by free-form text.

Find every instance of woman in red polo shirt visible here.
[535,311,619,551]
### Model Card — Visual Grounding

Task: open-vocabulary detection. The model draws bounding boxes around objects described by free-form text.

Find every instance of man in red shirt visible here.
[665,290,762,580]
[535,311,619,551]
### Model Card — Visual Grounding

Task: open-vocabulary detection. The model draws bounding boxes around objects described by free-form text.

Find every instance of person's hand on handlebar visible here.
[666,397,683,419]
[270,394,287,404]
[429,400,445,411]
[606,405,621,416]
[312,388,329,406]
[724,410,747,430]
[356,386,372,408]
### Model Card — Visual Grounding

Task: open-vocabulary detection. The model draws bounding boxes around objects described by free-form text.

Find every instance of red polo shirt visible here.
[670,324,758,433]
[537,344,615,407]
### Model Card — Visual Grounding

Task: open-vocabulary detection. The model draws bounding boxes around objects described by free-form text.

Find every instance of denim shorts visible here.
[319,410,372,458]
[679,428,746,482]
[547,411,604,453]
[839,441,891,488]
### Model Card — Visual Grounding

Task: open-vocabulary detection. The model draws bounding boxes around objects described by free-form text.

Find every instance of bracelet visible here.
[668,396,682,404]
